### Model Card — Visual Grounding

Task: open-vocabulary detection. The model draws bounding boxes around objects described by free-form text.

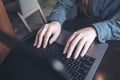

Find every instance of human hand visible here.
[63,27,97,59]
[34,21,61,48]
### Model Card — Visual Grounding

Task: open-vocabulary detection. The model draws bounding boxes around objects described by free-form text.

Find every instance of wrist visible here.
[51,21,61,26]
[89,27,97,38]
[48,20,61,26]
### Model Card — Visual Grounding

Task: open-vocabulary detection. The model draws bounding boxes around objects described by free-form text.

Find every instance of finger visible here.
[49,31,59,45]
[43,28,52,48]
[34,25,45,46]
[81,41,92,57]
[34,28,42,46]
[66,34,81,58]
[73,38,86,59]
[63,33,77,54]
[37,25,48,48]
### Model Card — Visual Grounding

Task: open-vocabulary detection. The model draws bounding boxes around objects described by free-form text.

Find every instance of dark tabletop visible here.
[93,42,120,80]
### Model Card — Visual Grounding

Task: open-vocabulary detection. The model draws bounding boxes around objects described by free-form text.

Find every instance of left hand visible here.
[63,27,97,59]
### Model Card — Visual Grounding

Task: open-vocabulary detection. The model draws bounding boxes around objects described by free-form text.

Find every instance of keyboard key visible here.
[79,63,89,70]
[78,68,88,76]
[76,74,85,80]
[89,57,95,63]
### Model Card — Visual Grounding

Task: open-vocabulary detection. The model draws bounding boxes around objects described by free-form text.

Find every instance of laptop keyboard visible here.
[23,40,95,80]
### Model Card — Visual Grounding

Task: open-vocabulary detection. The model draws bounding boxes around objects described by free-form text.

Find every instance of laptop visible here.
[21,29,108,80]
[0,29,108,80]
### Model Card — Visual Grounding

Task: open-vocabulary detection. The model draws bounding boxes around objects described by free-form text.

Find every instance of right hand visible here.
[34,21,61,48]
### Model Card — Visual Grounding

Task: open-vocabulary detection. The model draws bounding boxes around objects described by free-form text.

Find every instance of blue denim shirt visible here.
[47,0,120,43]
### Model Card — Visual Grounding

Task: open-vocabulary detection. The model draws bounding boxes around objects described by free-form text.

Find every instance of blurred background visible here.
[3,0,57,39]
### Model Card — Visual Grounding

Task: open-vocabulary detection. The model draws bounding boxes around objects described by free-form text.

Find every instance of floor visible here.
[6,0,57,40]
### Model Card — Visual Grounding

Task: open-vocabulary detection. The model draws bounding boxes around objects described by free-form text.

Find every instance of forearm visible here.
[47,0,77,25]
[92,20,120,43]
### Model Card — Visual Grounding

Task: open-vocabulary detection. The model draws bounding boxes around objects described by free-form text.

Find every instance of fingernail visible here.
[63,48,67,54]
[37,46,39,49]
[43,44,47,48]
[33,44,35,47]
[74,56,77,59]
[33,43,36,47]
[81,54,84,57]
[63,50,66,54]
[66,55,70,59]
[43,45,46,48]
[50,40,54,45]
[67,56,70,59]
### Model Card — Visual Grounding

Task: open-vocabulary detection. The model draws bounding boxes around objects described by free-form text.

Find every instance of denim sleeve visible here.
[92,20,120,43]
[47,0,77,25]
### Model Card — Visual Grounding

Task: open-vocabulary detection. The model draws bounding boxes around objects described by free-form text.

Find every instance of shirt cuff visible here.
[92,21,112,43]
[47,14,66,26]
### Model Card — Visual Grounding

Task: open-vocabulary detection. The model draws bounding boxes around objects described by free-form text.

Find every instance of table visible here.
[0,0,16,63]
[93,42,120,80]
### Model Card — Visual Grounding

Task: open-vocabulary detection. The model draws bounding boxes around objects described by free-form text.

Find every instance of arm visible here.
[92,20,120,43]
[47,0,77,25]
